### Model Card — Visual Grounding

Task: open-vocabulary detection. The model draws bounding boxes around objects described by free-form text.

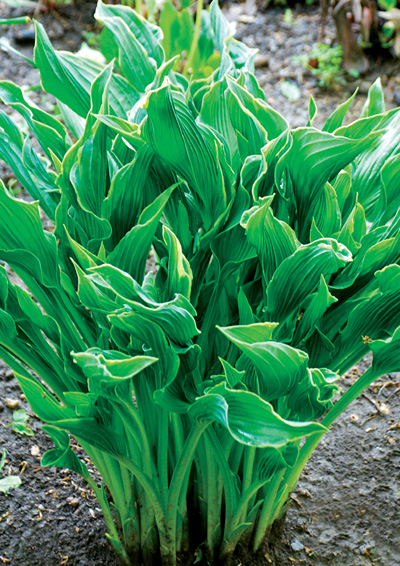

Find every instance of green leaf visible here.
[322,89,357,133]
[72,348,157,393]
[330,264,400,373]
[218,323,310,401]
[110,311,180,389]
[142,83,228,230]
[0,181,58,287]
[7,409,35,436]
[285,367,340,421]
[160,2,193,61]
[226,77,288,141]
[110,293,200,347]
[0,81,70,162]
[369,325,400,376]
[102,144,154,246]
[94,5,157,93]
[379,153,400,223]
[346,111,400,221]
[189,383,325,447]
[275,127,382,238]
[0,115,59,219]
[41,426,92,481]
[291,275,337,347]
[360,78,385,119]
[241,197,300,281]
[34,21,137,118]
[200,77,239,166]
[266,239,351,341]
[160,225,193,299]
[307,95,317,126]
[107,184,176,282]
[95,0,164,66]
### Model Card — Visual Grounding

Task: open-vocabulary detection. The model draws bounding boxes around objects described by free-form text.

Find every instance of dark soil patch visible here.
[0,1,400,565]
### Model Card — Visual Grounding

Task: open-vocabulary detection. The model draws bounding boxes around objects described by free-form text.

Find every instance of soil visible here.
[0,1,400,565]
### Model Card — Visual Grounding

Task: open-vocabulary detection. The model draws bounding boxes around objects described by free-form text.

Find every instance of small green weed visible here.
[295,43,345,88]
[0,449,22,494]
[7,410,34,436]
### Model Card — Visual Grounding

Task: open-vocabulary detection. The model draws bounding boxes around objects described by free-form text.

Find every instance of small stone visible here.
[291,539,304,552]
[378,403,390,416]
[255,54,269,68]
[30,445,40,457]
[4,368,14,381]
[67,497,80,508]
[237,14,256,23]
[5,398,19,409]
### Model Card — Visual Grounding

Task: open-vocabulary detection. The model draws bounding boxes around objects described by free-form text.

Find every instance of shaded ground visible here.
[0,1,400,565]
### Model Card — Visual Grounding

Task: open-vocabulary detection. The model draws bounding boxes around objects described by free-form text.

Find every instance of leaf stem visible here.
[252,469,285,552]
[165,421,209,565]
[183,0,204,77]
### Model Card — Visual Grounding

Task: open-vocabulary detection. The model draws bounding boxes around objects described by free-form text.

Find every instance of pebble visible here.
[255,53,269,68]
[291,539,304,552]
[67,497,80,508]
[30,445,40,457]
[5,398,19,409]
[4,368,14,381]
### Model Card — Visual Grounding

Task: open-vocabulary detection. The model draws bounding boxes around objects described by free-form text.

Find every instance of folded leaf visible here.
[189,383,325,447]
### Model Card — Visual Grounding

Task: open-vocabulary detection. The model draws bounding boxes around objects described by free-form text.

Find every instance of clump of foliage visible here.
[1,2,400,565]
[97,0,221,78]
[294,43,345,87]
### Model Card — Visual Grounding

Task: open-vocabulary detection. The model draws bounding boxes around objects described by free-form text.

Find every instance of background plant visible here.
[294,43,345,88]
[1,2,400,565]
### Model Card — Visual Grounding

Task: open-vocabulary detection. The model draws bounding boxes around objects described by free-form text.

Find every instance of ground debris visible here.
[5,398,19,409]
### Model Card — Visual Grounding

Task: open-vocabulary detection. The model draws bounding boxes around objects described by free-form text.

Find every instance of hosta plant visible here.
[1,3,400,564]
[98,0,222,79]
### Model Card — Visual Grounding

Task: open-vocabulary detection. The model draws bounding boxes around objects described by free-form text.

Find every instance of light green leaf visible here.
[280,81,301,101]
[0,474,21,494]
[95,0,164,66]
